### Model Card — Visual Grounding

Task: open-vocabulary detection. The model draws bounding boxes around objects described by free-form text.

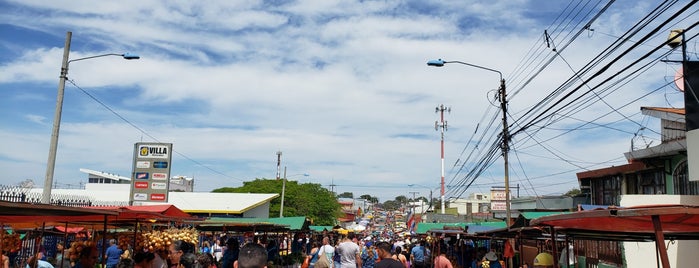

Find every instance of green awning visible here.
[309,225,333,232]
[520,211,570,219]
[200,216,310,231]
[416,222,507,234]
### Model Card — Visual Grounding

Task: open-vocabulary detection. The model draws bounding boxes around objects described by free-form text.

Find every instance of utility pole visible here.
[409,191,419,215]
[280,166,287,217]
[276,151,282,180]
[435,104,450,214]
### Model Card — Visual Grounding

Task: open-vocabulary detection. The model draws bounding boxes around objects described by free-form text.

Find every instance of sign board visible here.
[129,142,173,204]
[490,188,508,201]
[491,200,506,211]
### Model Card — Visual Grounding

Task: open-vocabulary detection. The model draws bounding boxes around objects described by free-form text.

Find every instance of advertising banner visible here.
[129,142,173,204]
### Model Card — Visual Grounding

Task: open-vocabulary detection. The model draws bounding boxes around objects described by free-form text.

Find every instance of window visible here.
[639,170,665,194]
[673,161,699,195]
[592,175,620,206]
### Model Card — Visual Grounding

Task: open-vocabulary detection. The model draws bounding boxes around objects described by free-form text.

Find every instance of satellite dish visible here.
[675,66,684,92]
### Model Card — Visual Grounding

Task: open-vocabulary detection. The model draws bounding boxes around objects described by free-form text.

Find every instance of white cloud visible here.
[0,0,695,202]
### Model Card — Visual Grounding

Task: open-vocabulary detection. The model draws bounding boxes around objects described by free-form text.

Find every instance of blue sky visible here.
[0,1,695,202]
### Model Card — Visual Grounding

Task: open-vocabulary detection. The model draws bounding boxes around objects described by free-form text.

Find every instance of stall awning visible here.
[530,205,699,240]
[0,201,118,223]
[0,202,193,223]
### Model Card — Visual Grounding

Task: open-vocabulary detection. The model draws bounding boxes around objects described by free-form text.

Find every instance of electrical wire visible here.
[66,78,244,182]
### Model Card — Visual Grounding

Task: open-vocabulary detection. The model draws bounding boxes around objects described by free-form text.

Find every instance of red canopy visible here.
[530,205,699,268]
[530,205,699,235]
[85,204,194,221]
[0,201,118,223]
[0,202,193,223]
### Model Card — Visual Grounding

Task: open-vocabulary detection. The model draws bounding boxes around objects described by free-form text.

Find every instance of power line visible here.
[66,79,243,182]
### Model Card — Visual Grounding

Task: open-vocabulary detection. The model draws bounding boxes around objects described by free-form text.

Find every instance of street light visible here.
[427,58,512,228]
[407,184,433,215]
[42,31,140,204]
[280,167,309,217]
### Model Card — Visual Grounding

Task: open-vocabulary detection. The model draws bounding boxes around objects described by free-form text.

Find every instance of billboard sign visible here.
[130,142,172,204]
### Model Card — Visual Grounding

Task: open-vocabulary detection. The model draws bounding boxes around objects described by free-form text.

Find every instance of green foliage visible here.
[382,200,400,211]
[565,188,582,196]
[337,192,353,198]
[212,178,341,226]
[359,194,379,203]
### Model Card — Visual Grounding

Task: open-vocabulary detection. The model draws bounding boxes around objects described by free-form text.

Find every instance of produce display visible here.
[0,232,21,252]
[67,240,97,262]
[139,228,198,251]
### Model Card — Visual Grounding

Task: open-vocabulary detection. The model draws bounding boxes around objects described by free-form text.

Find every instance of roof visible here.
[576,161,646,179]
[416,222,506,234]
[641,107,685,122]
[85,204,194,221]
[79,168,130,181]
[530,205,699,240]
[26,186,279,214]
[520,211,571,219]
[0,201,118,223]
[309,225,334,232]
[164,192,279,214]
[200,216,310,231]
[641,107,685,115]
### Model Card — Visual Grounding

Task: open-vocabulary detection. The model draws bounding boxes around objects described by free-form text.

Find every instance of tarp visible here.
[417,222,507,234]
[0,201,118,223]
[0,202,193,223]
[197,216,309,231]
[86,204,194,221]
[530,205,699,240]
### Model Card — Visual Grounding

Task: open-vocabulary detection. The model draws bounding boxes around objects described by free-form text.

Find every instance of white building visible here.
[21,168,278,218]
[448,192,491,215]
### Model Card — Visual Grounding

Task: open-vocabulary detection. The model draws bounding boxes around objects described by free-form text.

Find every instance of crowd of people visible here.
[17,230,520,268]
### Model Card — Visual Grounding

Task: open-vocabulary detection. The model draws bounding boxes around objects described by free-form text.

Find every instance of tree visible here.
[212,178,341,225]
[359,194,379,204]
[337,192,354,198]
[565,188,582,197]
[382,200,400,211]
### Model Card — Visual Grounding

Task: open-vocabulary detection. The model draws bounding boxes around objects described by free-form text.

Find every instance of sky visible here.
[0,1,696,203]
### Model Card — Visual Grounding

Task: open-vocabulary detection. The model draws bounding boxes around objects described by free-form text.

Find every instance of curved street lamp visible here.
[427,58,511,228]
[42,31,140,204]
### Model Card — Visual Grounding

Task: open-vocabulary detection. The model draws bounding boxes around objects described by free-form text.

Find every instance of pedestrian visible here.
[117,258,135,268]
[336,234,361,268]
[201,241,212,256]
[212,240,224,264]
[221,238,240,268]
[197,253,217,268]
[308,241,321,268]
[134,251,155,268]
[360,243,377,268]
[234,243,267,268]
[178,253,198,268]
[106,239,124,268]
[432,253,451,268]
[169,240,195,268]
[74,246,99,268]
[317,237,334,268]
[265,239,279,265]
[26,253,54,268]
[374,242,403,268]
[391,247,407,268]
[1,250,9,268]
[410,241,427,268]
